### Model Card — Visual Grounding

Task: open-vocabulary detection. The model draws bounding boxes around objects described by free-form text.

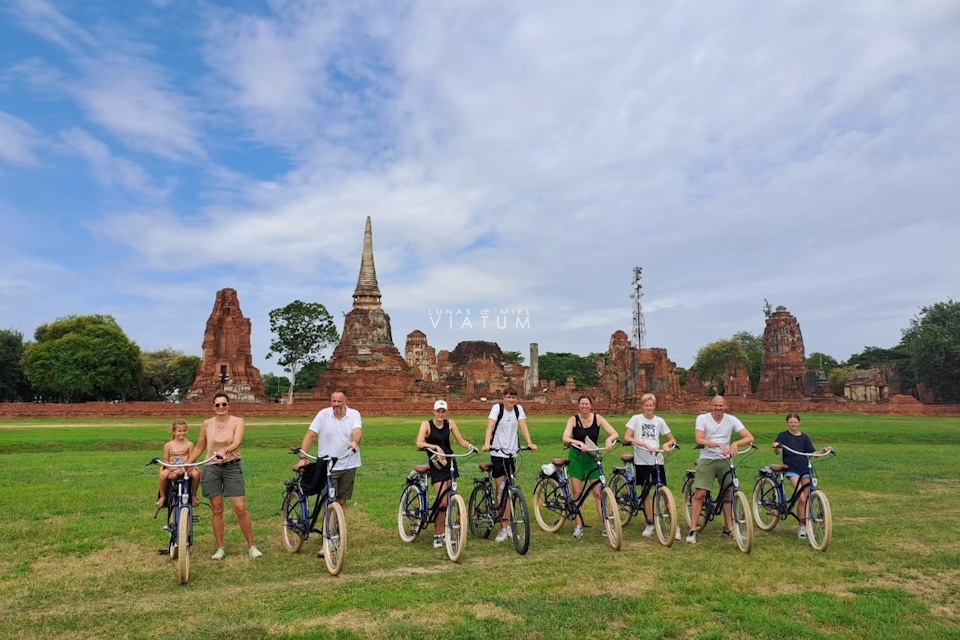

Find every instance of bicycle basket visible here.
[299,462,327,496]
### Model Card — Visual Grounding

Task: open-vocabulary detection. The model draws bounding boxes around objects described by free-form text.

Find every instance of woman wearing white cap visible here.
[416,400,476,548]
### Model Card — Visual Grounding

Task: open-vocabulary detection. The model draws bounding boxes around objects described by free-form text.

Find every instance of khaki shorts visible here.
[331,468,357,501]
[693,457,731,492]
[201,460,246,498]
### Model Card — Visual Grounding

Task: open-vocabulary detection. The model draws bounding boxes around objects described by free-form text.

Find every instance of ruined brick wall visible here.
[434,341,525,398]
[724,360,753,397]
[404,330,438,382]
[187,288,266,402]
[756,306,806,401]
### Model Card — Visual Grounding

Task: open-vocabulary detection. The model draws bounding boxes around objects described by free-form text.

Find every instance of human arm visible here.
[518,418,537,450]
[662,430,677,452]
[561,416,582,451]
[597,415,619,450]
[482,417,496,452]
[449,422,474,450]
[294,429,318,470]
[349,425,361,452]
[729,426,754,455]
[415,421,441,454]
[186,422,208,463]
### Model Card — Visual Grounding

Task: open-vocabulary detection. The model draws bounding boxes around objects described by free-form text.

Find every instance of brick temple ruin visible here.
[755,305,807,401]
[187,288,266,402]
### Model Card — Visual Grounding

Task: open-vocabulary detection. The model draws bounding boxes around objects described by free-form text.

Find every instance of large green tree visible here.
[293,360,328,392]
[733,331,762,391]
[691,339,748,395]
[846,344,915,392]
[266,301,339,404]
[806,352,841,374]
[140,349,201,400]
[23,315,142,402]
[0,329,31,401]
[538,352,601,388]
[901,300,960,402]
[264,373,291,400]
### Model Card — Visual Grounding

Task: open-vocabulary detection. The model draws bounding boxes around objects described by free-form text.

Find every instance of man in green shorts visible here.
[687,396,754,544]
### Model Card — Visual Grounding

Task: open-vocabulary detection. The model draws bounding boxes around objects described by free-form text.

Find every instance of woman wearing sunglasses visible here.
[188,392,262,560]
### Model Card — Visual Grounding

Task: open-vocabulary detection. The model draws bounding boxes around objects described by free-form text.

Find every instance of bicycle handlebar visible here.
[490,446,532,457]
[775,444,835,458]
[697,443,757,458]
[148,454,222,468]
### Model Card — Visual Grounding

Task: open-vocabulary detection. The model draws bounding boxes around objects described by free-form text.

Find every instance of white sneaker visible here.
[433,535,445,549]
[685,531,697,544]
[797,525,807,540]
[642,524,655,537]
[495,527,512,543]
[675,529,683,541]
[572,525,584,539]
[211,547,225,561]
[248,546,262,559]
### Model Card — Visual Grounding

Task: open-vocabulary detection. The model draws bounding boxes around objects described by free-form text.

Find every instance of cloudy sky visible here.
[1,0,958,375]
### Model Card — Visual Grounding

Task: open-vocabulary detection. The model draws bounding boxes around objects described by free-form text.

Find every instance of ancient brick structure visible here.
[523,343,540,396]
[314,217,413,400]
[405,330,438,382]
[756,306,806,401]
[724,360,753,397]
[597,330,682,411]
[844,369,889,402]
[187,288,266,402]
[435,341,525,399]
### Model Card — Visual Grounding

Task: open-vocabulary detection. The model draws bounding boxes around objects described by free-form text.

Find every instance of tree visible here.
[264,373,291,400]
[22,315,142,402]
[901,300,960,402]
[763,299,773,319]
[676,367,688,387]
[691,339,748,395]
[846,344,915,392]
[827,366,855,396]
[537,352,600,388]
[0,329,31,401]
[503,350,524,364]
[294,360,329,392]
[733,331,762,391]
[266,301,339,404]
[140,349,201,400]
[806,352,841,375]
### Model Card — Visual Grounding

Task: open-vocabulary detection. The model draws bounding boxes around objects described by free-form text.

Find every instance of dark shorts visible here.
[491,455,516,479]
[331,468,357,501]
[201,460,245,498]
[634,464,667,490]
[428,466,452,485]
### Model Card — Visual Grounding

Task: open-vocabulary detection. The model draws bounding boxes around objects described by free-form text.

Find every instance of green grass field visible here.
[0,413,958,640]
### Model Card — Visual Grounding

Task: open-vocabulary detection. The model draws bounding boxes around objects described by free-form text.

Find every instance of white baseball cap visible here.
[433,400,448,411]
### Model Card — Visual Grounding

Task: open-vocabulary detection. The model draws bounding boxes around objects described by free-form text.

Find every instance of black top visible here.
[425,419,453,465]
[775,430,815,475]
[573,414,600,446]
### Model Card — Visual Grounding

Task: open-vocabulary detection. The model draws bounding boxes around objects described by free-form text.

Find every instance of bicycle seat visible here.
[414,465,430,474]
[620,453,634,463]
[768,464,788,473]
[479,462,493,472]
[685,469,696,478]
[552,458,570,467]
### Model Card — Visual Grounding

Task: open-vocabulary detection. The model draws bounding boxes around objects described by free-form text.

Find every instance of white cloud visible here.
[8,0,95,50]
[0,111,41,165]
[60,128,171,199]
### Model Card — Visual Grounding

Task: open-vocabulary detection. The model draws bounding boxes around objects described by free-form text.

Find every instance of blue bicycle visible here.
[149,453,219,584]
[610,444,680,546]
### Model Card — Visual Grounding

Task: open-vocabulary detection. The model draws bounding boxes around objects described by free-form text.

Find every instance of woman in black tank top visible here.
[561,396,621,537]
[416,400,476,548]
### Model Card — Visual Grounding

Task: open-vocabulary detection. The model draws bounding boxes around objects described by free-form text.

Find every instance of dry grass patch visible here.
[467,601,522,622]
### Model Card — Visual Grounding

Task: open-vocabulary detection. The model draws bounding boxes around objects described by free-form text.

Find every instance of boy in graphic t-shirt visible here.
[624,393,677,539]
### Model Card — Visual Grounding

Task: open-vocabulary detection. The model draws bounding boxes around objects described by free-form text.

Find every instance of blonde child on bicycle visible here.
[156,419,200,507]
[624,393,677,538]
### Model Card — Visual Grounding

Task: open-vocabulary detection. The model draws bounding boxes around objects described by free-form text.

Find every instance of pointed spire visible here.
[353,216,382,308]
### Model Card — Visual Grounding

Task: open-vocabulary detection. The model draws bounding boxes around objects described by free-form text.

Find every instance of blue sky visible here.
[1,0,958,376]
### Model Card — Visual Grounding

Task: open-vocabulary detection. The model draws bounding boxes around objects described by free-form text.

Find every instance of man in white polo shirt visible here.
[295,390,362,514]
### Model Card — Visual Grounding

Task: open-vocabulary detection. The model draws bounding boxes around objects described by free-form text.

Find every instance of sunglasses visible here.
[214,403,229,408]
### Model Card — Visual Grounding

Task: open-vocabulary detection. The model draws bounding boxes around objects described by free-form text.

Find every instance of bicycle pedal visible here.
[192,515,200,523]
[162,526,171,532]
[158,549,169,556]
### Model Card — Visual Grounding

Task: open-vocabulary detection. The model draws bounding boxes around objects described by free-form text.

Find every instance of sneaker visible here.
[685,530,697,544]
[433,535,445,549]
[641,524,655,538]
[601,528,608,537]
[797,525,807,540]
[675,528,683,541]
[248,546,262,559]
[211,547,225,561]
[720,529,733,538]
[494,527,512,543]
[572,525,584,539]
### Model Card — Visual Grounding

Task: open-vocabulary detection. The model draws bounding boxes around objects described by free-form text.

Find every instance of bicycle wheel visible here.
[653,486,677,547]
[177,506,190,584]
[681,477,695,529]
[323,501,347,575]
[731,489,753,554]
[398,484,424,543]
[445,493,467,563]
[533,477,566,533]
[807,490,832,552]
[610,474,634,527]
[509,488,531,555]
[167,507,178,560]
[281,491,307,553]
[468,483,495,539]
[752,476,781,532]
[600,487,623,550]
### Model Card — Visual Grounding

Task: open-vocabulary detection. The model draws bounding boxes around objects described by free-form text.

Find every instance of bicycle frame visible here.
[476,447,530,520]
[553,445,614,519]
[413,449,476,533]
[286,448,340,537]
[758,445,833,522]
[688,445,756,520]
[612,445,678,515]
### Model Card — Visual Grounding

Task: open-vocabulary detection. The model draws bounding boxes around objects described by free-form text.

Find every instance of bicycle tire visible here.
[653,486,677,547]
[281,490,307,553]
[445,493,467,563]
[398,484,424,543]
[533,477,566,533]
[732,489,753,554]
[752,476,781,532]
[611,474,634,527]
[468,483,494,539]
[807,490,832,552]
[177,506,190,584]
[167,507,178,560]
[509,488,531,555]
[323,501,347,575]
[600,486,623,551]
[682,477,696,529]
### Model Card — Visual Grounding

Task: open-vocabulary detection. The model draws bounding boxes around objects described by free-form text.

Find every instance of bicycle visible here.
[148,453,220,584]
[281,448,349,576]
[752,444,835,551]
[533,443,623,550]
[681,444,757,554]
[398,448,477,563]
[467,447,532,555]
[610,444,680,547]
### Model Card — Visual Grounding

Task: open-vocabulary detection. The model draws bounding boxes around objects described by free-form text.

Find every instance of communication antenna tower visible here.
[631,266,646,348]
